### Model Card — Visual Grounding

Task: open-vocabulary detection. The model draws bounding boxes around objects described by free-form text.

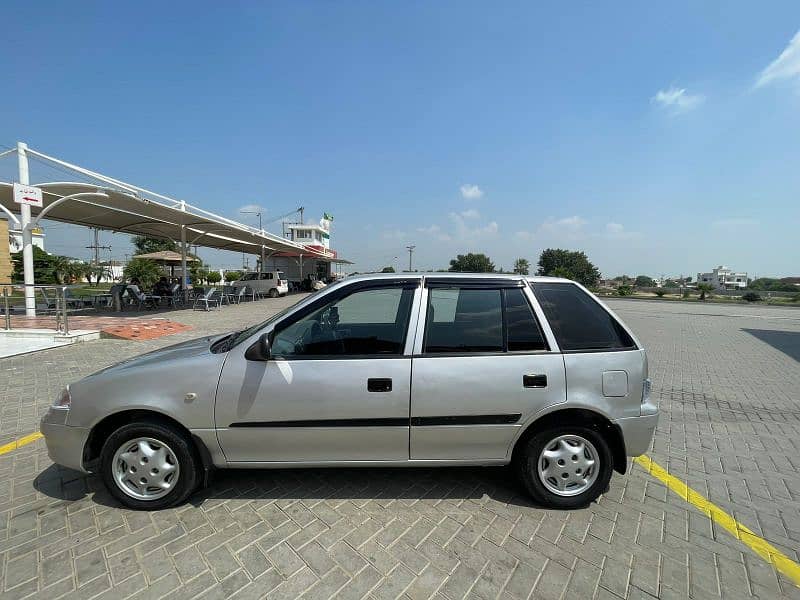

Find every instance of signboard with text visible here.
[13,183,43,208]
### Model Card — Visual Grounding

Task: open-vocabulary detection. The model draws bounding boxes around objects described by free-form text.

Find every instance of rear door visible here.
[410,278,566,460]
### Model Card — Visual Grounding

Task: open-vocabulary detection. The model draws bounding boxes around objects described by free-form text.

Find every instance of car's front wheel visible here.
[100,420,199,510]
[515,425,613,509]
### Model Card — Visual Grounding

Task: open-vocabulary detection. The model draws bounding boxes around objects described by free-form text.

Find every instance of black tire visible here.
[268,288,279,298]
[100,420,200,510]
[515,425,613,509]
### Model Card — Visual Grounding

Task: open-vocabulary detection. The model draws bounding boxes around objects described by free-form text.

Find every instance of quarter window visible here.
[532,282,635,351]
[271,286,414,357]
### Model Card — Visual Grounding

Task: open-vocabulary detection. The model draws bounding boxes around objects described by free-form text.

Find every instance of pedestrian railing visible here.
[1,283,76,335]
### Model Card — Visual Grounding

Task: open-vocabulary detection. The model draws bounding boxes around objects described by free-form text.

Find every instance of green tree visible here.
[189,261,209,284]
[11,246,59,284]
[537,249,600,287]
[749,278,797,292]
[448,253,495,273]
[513,258,530,275]
[634,275,654,287]
[206,271,222,284]
[132,236,177,255]
[697,283,714,301]
[663,280,679,288]
[617,285,633,296]
[380,266,396,273]
[123,258,162,288]
[224,270,242,282]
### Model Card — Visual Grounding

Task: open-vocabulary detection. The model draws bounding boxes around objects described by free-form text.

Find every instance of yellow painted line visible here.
[0,431,43,455]
[635,454,800,587]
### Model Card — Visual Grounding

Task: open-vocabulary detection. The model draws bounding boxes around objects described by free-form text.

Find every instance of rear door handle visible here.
[368,378,392,392]
[523,374,547,388]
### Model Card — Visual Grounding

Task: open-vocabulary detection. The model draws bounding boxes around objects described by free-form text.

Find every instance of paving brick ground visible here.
[0,295,799,599]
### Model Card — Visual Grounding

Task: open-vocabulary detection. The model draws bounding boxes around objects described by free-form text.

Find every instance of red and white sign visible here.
[13,183,43,208]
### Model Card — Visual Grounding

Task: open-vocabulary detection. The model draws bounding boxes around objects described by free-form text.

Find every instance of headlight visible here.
[642,378,652,404]
[54,387,71,408]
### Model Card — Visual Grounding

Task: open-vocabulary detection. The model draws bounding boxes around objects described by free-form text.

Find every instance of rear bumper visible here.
[40,417,90,473]
[613,409,658,457]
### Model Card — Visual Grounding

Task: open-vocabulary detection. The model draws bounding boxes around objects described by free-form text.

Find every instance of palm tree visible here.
[49,256,72,284]
[697,283,714,301]
[86,265,113,287]
[513,258,530,275]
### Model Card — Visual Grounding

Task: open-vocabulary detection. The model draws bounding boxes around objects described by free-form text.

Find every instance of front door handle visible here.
[523,374,547,388]
[368,378,392,392]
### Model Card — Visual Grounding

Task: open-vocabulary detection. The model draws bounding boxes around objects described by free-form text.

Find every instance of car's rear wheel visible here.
[268,288,279,298]
[100,421,199,510]
[515,425,613,509]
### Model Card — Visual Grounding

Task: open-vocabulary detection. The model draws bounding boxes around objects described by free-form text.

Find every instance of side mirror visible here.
[244,333,271,361]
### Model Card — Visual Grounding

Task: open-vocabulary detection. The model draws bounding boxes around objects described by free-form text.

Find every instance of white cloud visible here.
[460,184,484,200]
[459,208,480,219]
[514,230,535,241]
[539,215,588,235]
[381,229,406,240]
[711,217,759,229]
[603,222,641,240]
[652,86,705,113]
[756,29,800,88]
[417,224,451,241]
[447,212,499,240]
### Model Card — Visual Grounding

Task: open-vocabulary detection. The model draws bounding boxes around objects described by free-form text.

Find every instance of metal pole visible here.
[406,245,415,272]
[18,142,35,317]
[3,287,10,330]
[61,287,69,335]
[180,225,188,303]
[260,246,266,274]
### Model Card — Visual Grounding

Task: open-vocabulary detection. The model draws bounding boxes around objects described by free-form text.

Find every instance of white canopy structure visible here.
[0,142,340,315]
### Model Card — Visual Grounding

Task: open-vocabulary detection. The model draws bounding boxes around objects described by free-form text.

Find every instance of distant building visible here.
[260,215,340,285]
[697,265,748,290]
[8,224,45,253]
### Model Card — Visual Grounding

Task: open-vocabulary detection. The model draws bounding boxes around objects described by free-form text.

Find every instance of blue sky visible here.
[1,1,799,277]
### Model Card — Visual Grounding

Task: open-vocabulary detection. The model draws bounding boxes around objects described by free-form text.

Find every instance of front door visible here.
[410,281,566,460]
[215,280,420,463]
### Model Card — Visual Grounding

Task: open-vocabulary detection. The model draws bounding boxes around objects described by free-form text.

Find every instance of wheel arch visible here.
[83,409,213,483]
[510,408,627,474]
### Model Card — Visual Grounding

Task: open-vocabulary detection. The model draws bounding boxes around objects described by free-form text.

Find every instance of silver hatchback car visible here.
[41,274,657,510]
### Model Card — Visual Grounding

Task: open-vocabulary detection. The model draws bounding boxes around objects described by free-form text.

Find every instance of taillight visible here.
[642,378,651,404]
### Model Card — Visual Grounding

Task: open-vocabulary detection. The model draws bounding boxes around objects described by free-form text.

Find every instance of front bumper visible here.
[40,409,90,473]
[613,403,659,457]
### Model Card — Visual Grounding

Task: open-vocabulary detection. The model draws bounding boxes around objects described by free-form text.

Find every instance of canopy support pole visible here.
[180,225,188,303]
[260,245,266,273]
[18,142,35,317]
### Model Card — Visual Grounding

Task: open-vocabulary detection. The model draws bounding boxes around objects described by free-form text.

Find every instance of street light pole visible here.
[18,142,35,317]
[241,209,262,231]
[405,245,416,272]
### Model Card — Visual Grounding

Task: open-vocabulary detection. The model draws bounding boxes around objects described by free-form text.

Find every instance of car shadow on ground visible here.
[742,328,800,362]
[33,463,564,511]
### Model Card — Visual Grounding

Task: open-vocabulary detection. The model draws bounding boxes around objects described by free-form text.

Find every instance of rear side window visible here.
[424,287,547,353]
[532,282,635,351]
[505,288,547,351]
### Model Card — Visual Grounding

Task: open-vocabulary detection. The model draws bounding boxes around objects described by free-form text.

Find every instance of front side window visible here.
[271,286,414,357]
[532,282,635,352]
[423,287,546,353]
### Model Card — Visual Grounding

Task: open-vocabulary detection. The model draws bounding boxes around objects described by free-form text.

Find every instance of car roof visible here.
[341,272,575,284]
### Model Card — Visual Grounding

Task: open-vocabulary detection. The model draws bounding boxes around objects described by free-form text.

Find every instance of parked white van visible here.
[232,271,289,298]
